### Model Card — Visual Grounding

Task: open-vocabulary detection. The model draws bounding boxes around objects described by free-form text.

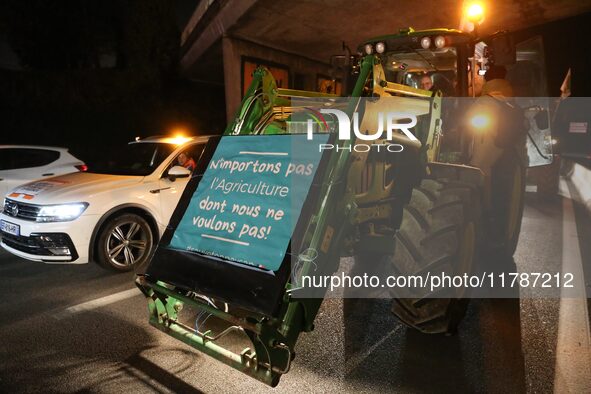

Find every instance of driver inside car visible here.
[177,152,196,172]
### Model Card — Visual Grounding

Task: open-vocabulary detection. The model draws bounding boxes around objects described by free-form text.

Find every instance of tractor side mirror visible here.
[487,33,516,66]
[167,165,191,182]
[522,101,554,167]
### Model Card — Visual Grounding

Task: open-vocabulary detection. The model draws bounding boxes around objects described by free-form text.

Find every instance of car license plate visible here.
[0,220,20,236]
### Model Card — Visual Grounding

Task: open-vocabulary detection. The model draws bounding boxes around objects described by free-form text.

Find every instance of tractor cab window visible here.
[476,36,552,167]
[384,47,458,95]
[506,37,548,97]
[476,37,548,97]
[510,37,553,166]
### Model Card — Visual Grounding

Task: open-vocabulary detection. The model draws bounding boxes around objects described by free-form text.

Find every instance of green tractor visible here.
[136,25,552,386]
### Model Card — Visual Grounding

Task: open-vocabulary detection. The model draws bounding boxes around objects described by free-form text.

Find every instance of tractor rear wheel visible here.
[388,177,481,334]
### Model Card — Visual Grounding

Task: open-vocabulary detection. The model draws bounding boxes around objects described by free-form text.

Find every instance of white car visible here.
[0,145,86,200]
[0,135,210,271]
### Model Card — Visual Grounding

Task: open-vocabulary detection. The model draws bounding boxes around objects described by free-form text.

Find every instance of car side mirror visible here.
[167,165,191,182]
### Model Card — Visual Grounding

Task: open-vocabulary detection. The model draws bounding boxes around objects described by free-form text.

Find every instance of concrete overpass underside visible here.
[180,0,591,119]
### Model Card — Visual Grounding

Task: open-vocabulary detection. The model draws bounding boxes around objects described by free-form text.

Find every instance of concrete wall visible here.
[222,36,334,122]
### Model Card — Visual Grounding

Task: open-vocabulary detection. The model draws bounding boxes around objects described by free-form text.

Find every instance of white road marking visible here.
[201,233,249,246]
[553,179,591,393]
[239,151,288,156]
[53,288,141,319]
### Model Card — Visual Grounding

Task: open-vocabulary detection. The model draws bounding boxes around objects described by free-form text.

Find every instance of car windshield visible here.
[384,47,458,95]
[86,142,176,176]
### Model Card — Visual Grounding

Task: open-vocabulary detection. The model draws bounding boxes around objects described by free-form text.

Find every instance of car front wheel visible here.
[96,213,154,272]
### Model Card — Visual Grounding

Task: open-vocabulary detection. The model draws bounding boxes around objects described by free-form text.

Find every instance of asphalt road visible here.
[0,180,590,393]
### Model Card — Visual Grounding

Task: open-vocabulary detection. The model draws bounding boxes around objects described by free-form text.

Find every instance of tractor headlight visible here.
[420,36,431,49]
[36,203,89,222]
[364,43,373,55]
[469,114,491,131]
[434,35,446,49]
[375,42,386,54]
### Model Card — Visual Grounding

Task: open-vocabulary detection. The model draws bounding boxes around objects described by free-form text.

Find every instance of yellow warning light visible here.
[170,135,191,145]
[165,130,192,145]
[466,3,485,24]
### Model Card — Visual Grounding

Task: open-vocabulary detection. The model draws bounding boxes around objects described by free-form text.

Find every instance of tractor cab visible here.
[359,28,472,97]
[356,26,554,167]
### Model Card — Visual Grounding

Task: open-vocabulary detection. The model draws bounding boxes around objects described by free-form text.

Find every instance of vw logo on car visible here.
[5,201,18,217]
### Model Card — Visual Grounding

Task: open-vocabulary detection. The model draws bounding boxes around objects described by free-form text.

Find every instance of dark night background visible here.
[0,1,590,165]
[0,0,225,164]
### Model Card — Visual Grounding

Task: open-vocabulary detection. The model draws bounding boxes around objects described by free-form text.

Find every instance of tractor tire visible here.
[487,151,526,258]
[388,177,481,334]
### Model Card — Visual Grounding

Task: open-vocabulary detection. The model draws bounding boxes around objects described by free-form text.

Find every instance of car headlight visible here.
[37,203,89,222]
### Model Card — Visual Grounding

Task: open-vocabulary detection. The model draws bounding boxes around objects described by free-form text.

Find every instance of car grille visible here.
[3,199,40,221]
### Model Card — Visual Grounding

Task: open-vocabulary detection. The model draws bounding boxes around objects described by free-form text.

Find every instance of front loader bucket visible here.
[136,276,290,386]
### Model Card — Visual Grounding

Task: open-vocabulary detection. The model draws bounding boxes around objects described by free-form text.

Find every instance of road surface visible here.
[0,179,590,393]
